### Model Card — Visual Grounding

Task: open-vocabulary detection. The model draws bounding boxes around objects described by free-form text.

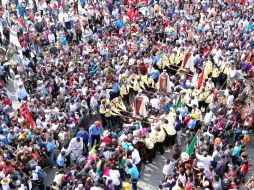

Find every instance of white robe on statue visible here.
[133,94,149,118]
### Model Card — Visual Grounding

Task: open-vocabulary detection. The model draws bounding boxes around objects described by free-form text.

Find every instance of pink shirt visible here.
[104,167,110,177]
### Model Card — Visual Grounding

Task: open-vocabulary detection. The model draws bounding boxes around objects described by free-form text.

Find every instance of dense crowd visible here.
[0,0,254,190]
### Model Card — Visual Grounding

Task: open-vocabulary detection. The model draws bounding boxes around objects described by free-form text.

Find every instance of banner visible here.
[186,133,197,155]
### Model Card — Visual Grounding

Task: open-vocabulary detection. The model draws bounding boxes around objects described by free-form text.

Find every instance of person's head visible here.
[202,151,208,157]
[127,162,133,169]
[164,159,170,165]
[95,121,102,127]
[76,137,81,142]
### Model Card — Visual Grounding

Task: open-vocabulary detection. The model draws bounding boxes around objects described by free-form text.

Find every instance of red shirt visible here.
[101,136,112,144]
[241,163,251,175]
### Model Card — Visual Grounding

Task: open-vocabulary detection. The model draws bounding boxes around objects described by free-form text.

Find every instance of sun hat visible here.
[197,162,205,169]
[1,176,10,185]
[180,152,189,162]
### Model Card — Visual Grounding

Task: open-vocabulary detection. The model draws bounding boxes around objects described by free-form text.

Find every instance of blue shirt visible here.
[150,69,160,80]
[174,119,182,131]
[177,107,189,118]
[0,134,8,144]
[128,164,139,179]
[232,145,242,156]
[112,83,120,93]
[188,119,196,130]
[46,140,56,152]
[89,124,103,136]
[57,154,65,166]
[77,131,91,142]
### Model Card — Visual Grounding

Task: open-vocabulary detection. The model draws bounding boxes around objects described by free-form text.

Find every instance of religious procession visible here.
[0,0,254,189]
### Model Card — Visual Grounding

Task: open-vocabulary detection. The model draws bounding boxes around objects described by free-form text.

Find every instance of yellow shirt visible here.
[212,67,220,78]
[145,137,154,149]
[120,85,129,96]
[161,123,176,136]
[191,108,202,120]
[147,77,155,87]
[204,61,213,79]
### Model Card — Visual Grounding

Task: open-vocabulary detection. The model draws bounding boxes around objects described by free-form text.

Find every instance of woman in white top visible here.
[109,164,121,187]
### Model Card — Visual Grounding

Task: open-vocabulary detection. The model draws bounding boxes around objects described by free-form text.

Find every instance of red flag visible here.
[134,97,143,114]
[127,8,135,21]
[138,0,148,3]
[24,105,35,128]
[183,52,191,66]
[198,69,204,89]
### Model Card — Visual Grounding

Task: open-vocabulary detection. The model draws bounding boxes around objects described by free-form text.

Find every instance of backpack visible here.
[37,169,47,181]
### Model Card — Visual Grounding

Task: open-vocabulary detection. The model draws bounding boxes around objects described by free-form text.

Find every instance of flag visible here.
[184,53,195,72]
[175,96,182,109]
[197,69,204,89]
[183,52,192,66]
[24,105,35,128]
[186,134,197,155]
[127,8,135,21]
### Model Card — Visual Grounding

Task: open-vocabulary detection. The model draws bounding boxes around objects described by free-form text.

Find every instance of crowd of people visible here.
[0,0,254,189]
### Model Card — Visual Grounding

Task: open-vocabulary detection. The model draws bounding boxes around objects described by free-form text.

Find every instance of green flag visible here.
[186,134,197,155]
[175,96,182,109]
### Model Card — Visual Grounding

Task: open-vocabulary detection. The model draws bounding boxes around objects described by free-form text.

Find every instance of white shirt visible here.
[109,169,121,186]
[131,149,141,164]
[16,87,28,99]
[206,81,215,90]
[204,111,213,125]
[58,131,67,142]
[227,95,234,108]
[162,161,175,176]
[63,13,70,22]
[150,98,160,110]
[22,59,30,67]
[196,154,213,170]
[48,33,55,43]
[189,98,199,108]
[51,123,59,131]
[69,137,83,152]
[2,184,10,190]
[70,103,77,112]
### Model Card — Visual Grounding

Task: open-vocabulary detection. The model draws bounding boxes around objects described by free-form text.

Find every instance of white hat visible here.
[15,75,20,79]
[17,81,23,87]
[197,162,204,169]
[180,152,189,162]
[1,177,10,185]
[203,180,209,187]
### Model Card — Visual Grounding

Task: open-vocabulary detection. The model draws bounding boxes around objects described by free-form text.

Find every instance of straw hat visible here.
[180,152,189,162]
[1,176,10,185]
[197,162,204,169]
[15,75,20,79]
[17,81,23,87]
